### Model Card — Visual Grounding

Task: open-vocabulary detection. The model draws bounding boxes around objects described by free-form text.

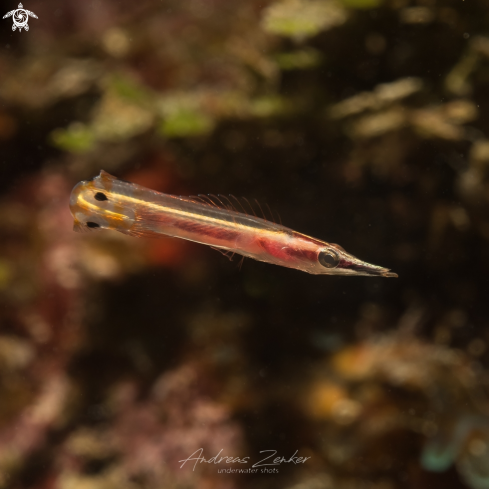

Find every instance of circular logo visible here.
[3,3,37,32]
[12,8,28,31]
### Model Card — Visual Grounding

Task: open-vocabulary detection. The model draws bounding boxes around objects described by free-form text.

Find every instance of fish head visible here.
[314,242,397,277]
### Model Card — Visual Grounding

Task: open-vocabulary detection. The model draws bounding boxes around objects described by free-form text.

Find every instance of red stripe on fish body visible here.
[256,232,319,264]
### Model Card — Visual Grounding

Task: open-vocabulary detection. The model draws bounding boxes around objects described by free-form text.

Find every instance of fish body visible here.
[70,170,397,277]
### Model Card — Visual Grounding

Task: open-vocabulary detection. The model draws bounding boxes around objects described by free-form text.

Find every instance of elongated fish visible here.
[69,171,397,277]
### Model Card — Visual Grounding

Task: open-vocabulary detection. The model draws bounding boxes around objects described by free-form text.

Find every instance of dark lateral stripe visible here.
[285,247,317,261]
[173,219,240,241]
[258,237,317,262]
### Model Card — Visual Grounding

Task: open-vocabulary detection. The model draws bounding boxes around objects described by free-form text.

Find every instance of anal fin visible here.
[210,246,235,261]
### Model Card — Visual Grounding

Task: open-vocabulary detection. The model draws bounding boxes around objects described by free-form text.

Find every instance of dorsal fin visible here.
[228,194,248,215]
[209,194,233,212]
[181,194,277,223]
[241,196,257,217]
[217,194,239,213]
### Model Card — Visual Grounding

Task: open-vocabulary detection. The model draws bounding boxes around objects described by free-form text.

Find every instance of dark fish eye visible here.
[86,221,100,228]
[318,250,339,268]
[94,192,108,202]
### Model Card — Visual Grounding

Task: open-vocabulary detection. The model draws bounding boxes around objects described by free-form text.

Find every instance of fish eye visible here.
[94,192,108,201]
[318,250,340,268]
[86,221,100,228]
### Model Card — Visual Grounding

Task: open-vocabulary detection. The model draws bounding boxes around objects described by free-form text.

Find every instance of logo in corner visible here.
[3,3,37,32]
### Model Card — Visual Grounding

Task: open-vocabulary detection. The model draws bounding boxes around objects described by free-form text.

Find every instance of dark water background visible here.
[1,1,489,488]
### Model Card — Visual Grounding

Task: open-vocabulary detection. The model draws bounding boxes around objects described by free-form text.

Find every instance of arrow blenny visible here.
[69,171,397,277]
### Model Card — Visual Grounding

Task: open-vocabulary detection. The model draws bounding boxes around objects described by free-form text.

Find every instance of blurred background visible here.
[1,0,489,488]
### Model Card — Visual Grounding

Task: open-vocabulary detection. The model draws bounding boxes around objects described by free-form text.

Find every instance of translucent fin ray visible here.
[182,194,278,224]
